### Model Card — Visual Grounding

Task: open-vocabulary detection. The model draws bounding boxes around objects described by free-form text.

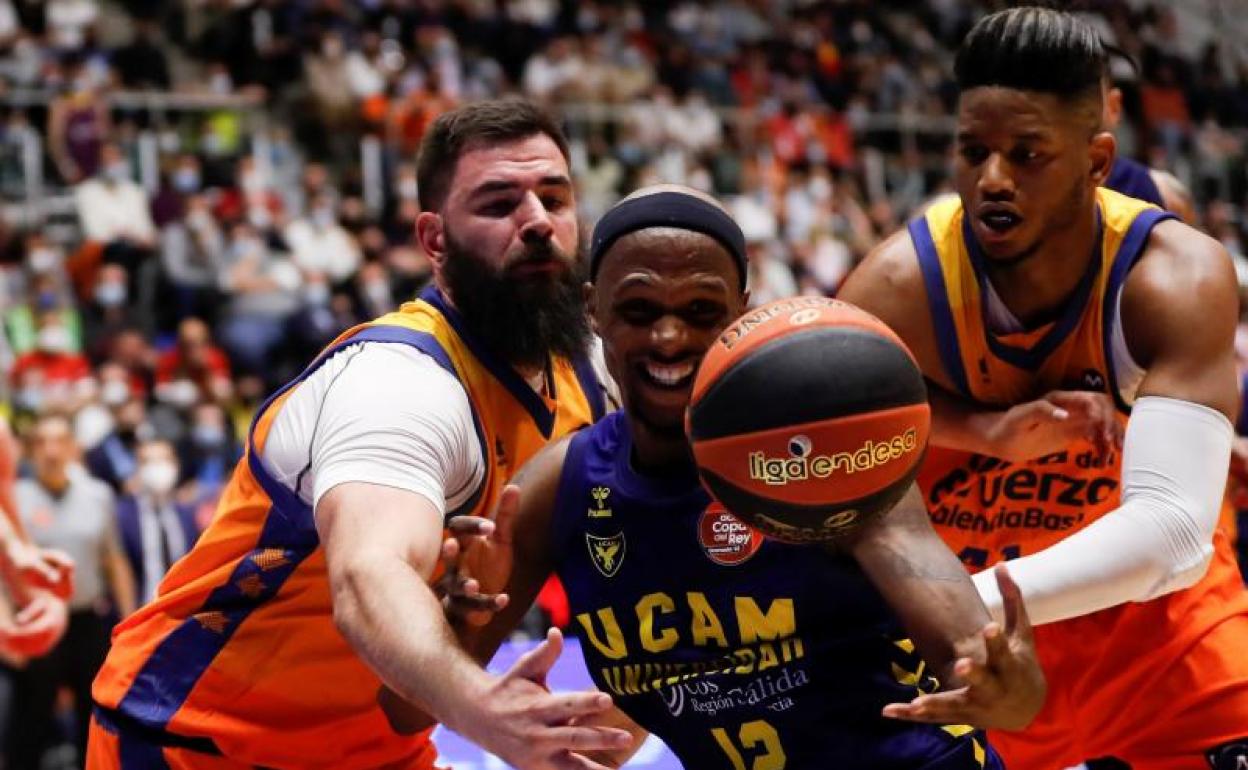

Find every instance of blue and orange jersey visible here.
[92,286,604,769]
[908,188,1248,752]
[551,412,1002,770]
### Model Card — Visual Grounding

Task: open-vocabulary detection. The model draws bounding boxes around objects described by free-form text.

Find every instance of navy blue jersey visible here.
[1105,157,1164,209]
[551,413,1004,769]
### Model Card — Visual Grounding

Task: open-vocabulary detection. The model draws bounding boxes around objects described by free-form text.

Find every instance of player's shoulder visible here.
[841,227,924,300]
[1120,217,1238,363]
[1128,217,1235,303]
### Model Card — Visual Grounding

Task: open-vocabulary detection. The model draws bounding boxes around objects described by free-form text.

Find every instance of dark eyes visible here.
[614,299,727,328]
[478,194,568,217]
[959,146,1043,166]
[960,145,989,165]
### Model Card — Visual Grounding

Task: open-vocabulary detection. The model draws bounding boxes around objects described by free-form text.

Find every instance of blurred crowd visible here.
[0,0,1240,765]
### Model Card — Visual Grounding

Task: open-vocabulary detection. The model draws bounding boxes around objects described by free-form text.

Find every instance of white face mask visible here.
[105,161,131,183]
[100,379,130,407]
[138,460,178,496]
[28,247,60,274]
[37,325,71,354]
[95,282,127,307]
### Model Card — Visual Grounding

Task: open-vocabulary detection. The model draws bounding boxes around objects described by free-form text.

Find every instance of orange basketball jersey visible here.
[908,188,1248,762]
[91,287,604,769]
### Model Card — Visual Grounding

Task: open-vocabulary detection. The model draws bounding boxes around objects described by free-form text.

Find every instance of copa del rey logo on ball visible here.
[699,503,764,566]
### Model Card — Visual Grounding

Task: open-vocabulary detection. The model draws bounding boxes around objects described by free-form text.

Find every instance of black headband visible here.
[590,191,749,289]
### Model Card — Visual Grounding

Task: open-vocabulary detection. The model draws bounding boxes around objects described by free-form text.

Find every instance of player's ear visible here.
[584,281,601,335]
[416,212,446,267]
[1089,130,1116,187]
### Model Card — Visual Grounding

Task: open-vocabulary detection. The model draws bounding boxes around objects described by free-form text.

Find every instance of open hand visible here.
[438,484,520,626]
[457,628,635,770]
[985,390,1122,462]
[882,564,1046,730]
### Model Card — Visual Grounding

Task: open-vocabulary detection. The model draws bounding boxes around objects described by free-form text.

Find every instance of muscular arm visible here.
[972,221,1238,623]
[365,439,645,766]
[320,482,499,728]
[844,486,989,685]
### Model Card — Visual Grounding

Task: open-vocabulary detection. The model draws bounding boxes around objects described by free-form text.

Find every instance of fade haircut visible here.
[956,7,1107,108]
[416,99,570,211]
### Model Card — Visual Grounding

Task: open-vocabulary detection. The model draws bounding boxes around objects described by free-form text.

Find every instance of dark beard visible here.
[441,229,591,368]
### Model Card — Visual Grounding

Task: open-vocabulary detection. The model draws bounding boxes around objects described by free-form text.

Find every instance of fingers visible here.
[543,725,634,753]
[446,516,495,538]
[530,690,617,724]
[511,627,564,684]
[551,752,618,770]
[1046,391,1120,455]
[493,484,521,545]
[981,621,1009,665]
[994,563,1033,644]
[882,688,973,724]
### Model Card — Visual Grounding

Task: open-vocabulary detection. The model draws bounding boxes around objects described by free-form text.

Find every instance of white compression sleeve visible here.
[972,395,1233,626]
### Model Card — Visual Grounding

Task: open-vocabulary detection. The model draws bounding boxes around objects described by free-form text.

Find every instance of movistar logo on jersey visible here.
[749,430,918,486]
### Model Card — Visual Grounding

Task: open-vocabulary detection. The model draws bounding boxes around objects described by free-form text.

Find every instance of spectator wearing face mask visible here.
[8,312,92,416]
[3,262,81,358]
[159,193,227,327]
[282,191,362,285]
[81,264,143,360]
[83,373,149,494]
[114,439,199,605]
[149,153,203,228]
[215,223,301,383]
[177,401,239,516]
[72,142,157,299]
[153,317,232,409]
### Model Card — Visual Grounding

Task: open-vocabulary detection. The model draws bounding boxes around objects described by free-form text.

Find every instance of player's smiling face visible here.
[955,86,1108,265]
[590,228,746,442]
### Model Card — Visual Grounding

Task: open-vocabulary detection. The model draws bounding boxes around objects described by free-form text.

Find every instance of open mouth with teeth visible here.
[638,360,698,390]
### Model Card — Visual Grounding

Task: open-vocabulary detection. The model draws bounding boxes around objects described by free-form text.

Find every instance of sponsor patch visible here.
[699,504,763,566]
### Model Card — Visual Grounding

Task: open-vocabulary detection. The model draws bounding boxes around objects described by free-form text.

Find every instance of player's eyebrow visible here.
[468,175,572,198]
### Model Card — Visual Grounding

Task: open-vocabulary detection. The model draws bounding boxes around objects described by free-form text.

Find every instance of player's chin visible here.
[633,398,690,440]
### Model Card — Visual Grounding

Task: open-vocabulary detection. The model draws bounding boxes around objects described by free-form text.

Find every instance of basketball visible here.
[687,297,931,543]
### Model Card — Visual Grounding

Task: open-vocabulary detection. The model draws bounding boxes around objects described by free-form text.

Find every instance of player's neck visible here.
[981,205,1099,327]
[629,424,696,477]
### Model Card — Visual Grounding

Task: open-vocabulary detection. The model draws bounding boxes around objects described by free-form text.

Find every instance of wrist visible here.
[429,663,495,734]
[960,409,1007,457]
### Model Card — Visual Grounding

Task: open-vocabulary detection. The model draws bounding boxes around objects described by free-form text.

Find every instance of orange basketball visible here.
[686,296,931,543]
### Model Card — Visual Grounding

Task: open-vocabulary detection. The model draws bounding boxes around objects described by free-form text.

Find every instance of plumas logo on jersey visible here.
[586,532,625,577]
[588,486,613,518]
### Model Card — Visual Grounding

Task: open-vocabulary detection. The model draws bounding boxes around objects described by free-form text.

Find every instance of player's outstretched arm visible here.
[845,486,1045,730]
[972,221,1239,625]
[881,564,1043,729]
[318,479,632,770]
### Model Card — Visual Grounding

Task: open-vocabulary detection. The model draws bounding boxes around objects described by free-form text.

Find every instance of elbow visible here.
[1123,493,1218,600]
[328,559,372,644]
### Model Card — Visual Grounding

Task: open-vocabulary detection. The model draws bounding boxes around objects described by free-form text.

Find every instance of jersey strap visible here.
[909,215,971,395]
